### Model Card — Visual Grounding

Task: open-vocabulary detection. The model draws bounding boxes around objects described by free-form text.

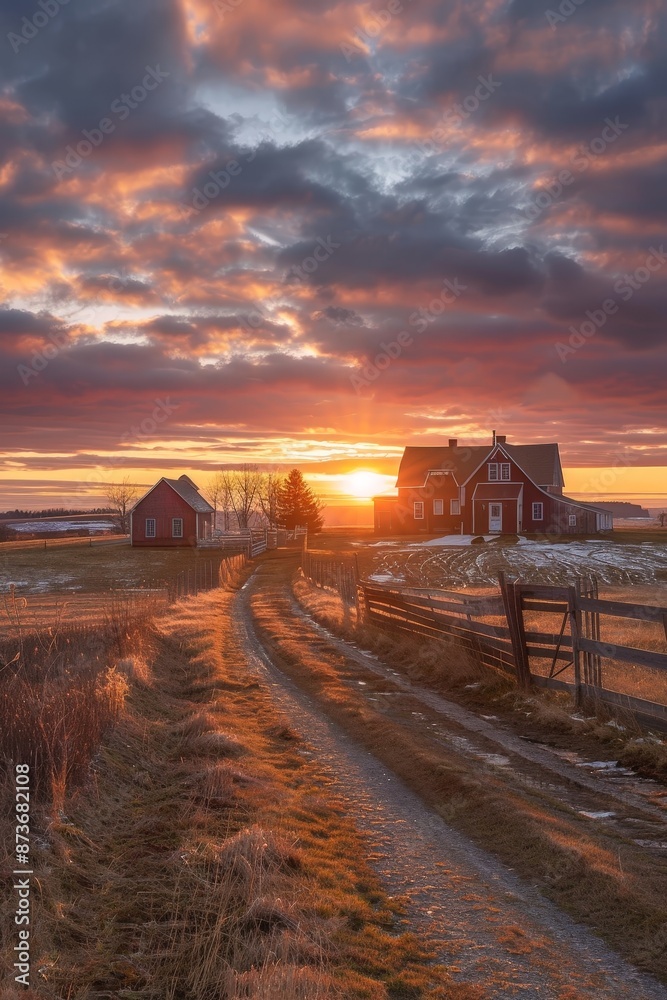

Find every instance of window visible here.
[489,462,510,481]
[532,502,544,521]
[172,517,184,538]
[433,499,444,516]
[413,501,424,520]
[145,518,156,538]
[568,514,577,527]
[450,499,461,515]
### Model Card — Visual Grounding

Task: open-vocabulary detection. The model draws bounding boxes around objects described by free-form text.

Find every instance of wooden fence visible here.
[352,571,667,731]
[200,529,268,557]
[301,551,359,606]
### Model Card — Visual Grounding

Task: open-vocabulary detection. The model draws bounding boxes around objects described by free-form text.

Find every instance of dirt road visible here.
[233,563,667,999]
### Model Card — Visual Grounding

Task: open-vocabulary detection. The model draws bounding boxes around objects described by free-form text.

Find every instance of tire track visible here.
[234,573,667,1000]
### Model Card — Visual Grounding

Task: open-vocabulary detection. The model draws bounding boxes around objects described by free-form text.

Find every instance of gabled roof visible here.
[396,446,489,488]
[502,444,564,490]
[165,476,214,513]
[396,442,563,490]
[132,475,214,514]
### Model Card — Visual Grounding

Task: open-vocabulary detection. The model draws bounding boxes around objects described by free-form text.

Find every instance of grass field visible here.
[0,569,462,1000]
[0,538,215,595]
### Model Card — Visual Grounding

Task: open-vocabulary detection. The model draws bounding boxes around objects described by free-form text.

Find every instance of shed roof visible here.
[164,476,214,513]
[132,475,214,514]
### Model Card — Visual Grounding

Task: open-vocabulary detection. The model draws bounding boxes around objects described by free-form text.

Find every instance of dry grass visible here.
[297,570,667,771]
[0,581,466,999]
[294,573,499,695]
[0,664,128,806]
[0,595,155,806]
[253,562,667,982]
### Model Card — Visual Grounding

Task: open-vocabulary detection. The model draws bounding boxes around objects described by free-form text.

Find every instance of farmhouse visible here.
[130,475,214,547]
[373,433,613,536]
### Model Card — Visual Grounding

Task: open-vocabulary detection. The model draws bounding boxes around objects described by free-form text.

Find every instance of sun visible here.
[346,470,388,501]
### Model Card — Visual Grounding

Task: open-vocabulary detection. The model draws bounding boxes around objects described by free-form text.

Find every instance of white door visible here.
[489,503,503,532]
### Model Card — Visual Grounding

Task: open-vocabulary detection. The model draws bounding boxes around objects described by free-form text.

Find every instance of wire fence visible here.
[300,551,359,606]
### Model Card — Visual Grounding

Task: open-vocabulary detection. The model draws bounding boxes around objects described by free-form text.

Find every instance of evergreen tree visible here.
[276,469,324,532]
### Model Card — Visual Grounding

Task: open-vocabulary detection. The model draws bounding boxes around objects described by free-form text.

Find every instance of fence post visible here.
[356,580,368,623]
[581,575,602,689]
[499,572,531,689]
[568,584,582,707]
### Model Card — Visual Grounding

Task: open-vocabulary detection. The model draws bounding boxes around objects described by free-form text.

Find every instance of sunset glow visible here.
[0,0,665,517]
[344,471,394,502]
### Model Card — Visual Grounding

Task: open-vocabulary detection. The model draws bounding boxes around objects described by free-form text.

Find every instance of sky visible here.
[1,0,667,518]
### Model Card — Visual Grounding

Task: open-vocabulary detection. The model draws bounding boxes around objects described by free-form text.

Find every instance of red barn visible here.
[373,434,613,537]
[130,476,214,547]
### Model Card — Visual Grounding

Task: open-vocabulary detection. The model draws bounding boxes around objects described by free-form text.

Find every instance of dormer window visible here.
[488,462,510,481]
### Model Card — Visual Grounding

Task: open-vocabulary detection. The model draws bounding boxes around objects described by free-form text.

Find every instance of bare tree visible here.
[258,471,281,527]
[204,471,233,532]
[105,477,139,534]
[221,465,263,530]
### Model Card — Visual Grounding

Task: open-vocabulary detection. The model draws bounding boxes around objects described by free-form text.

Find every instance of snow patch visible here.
[411,534,495,547]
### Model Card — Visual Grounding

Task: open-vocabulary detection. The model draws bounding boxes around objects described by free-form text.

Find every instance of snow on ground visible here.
[368,572,406,584]
[0,572,78,593]
[411,534,495,547]
[370,537,667,588]
[10,518,115,534]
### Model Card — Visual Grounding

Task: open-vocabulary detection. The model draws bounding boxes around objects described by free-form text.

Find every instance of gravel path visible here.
[234,576,667,1000]
[289,593,667,832]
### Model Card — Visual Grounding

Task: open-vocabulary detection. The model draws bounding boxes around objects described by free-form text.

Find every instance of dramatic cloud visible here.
[1,0,666,506]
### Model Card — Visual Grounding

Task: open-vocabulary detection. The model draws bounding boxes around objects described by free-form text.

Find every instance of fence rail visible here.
[199,529,270,558]
[302,557,667,731]
[301,551,359,606]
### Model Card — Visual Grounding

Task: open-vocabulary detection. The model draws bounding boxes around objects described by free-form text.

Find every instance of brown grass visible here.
[298,567,667,773]
[0,596,155,806]
[251,561,667,982]
[0,581,467,999]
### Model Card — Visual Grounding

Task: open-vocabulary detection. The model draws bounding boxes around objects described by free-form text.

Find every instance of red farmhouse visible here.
[130,475,214,547]
[373,434,613,536]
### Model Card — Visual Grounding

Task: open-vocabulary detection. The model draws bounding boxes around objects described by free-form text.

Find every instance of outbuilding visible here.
[130,475,214,547]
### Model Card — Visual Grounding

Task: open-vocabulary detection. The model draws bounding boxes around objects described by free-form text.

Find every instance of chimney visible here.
[496,434,506,445]
[448,438,457,448]
[492,430,496,445]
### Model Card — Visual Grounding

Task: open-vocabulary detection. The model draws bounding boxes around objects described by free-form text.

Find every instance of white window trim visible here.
[433,499,444,516]
[500,463,511,481]
[532,502,544,521]
[568,514,577,526]
[145,518,156,538]
[450,499,461,515]
[413,501,425,520]
[488,462,499,481]
[172,517,184,538]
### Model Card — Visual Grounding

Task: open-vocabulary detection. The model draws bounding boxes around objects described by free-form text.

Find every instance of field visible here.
[2,536,667,995]
[304,528,667,713]
[360,533,667,589]
[0,537,213,594]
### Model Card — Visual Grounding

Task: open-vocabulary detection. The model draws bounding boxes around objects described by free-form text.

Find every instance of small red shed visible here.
[130,475,214,547]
